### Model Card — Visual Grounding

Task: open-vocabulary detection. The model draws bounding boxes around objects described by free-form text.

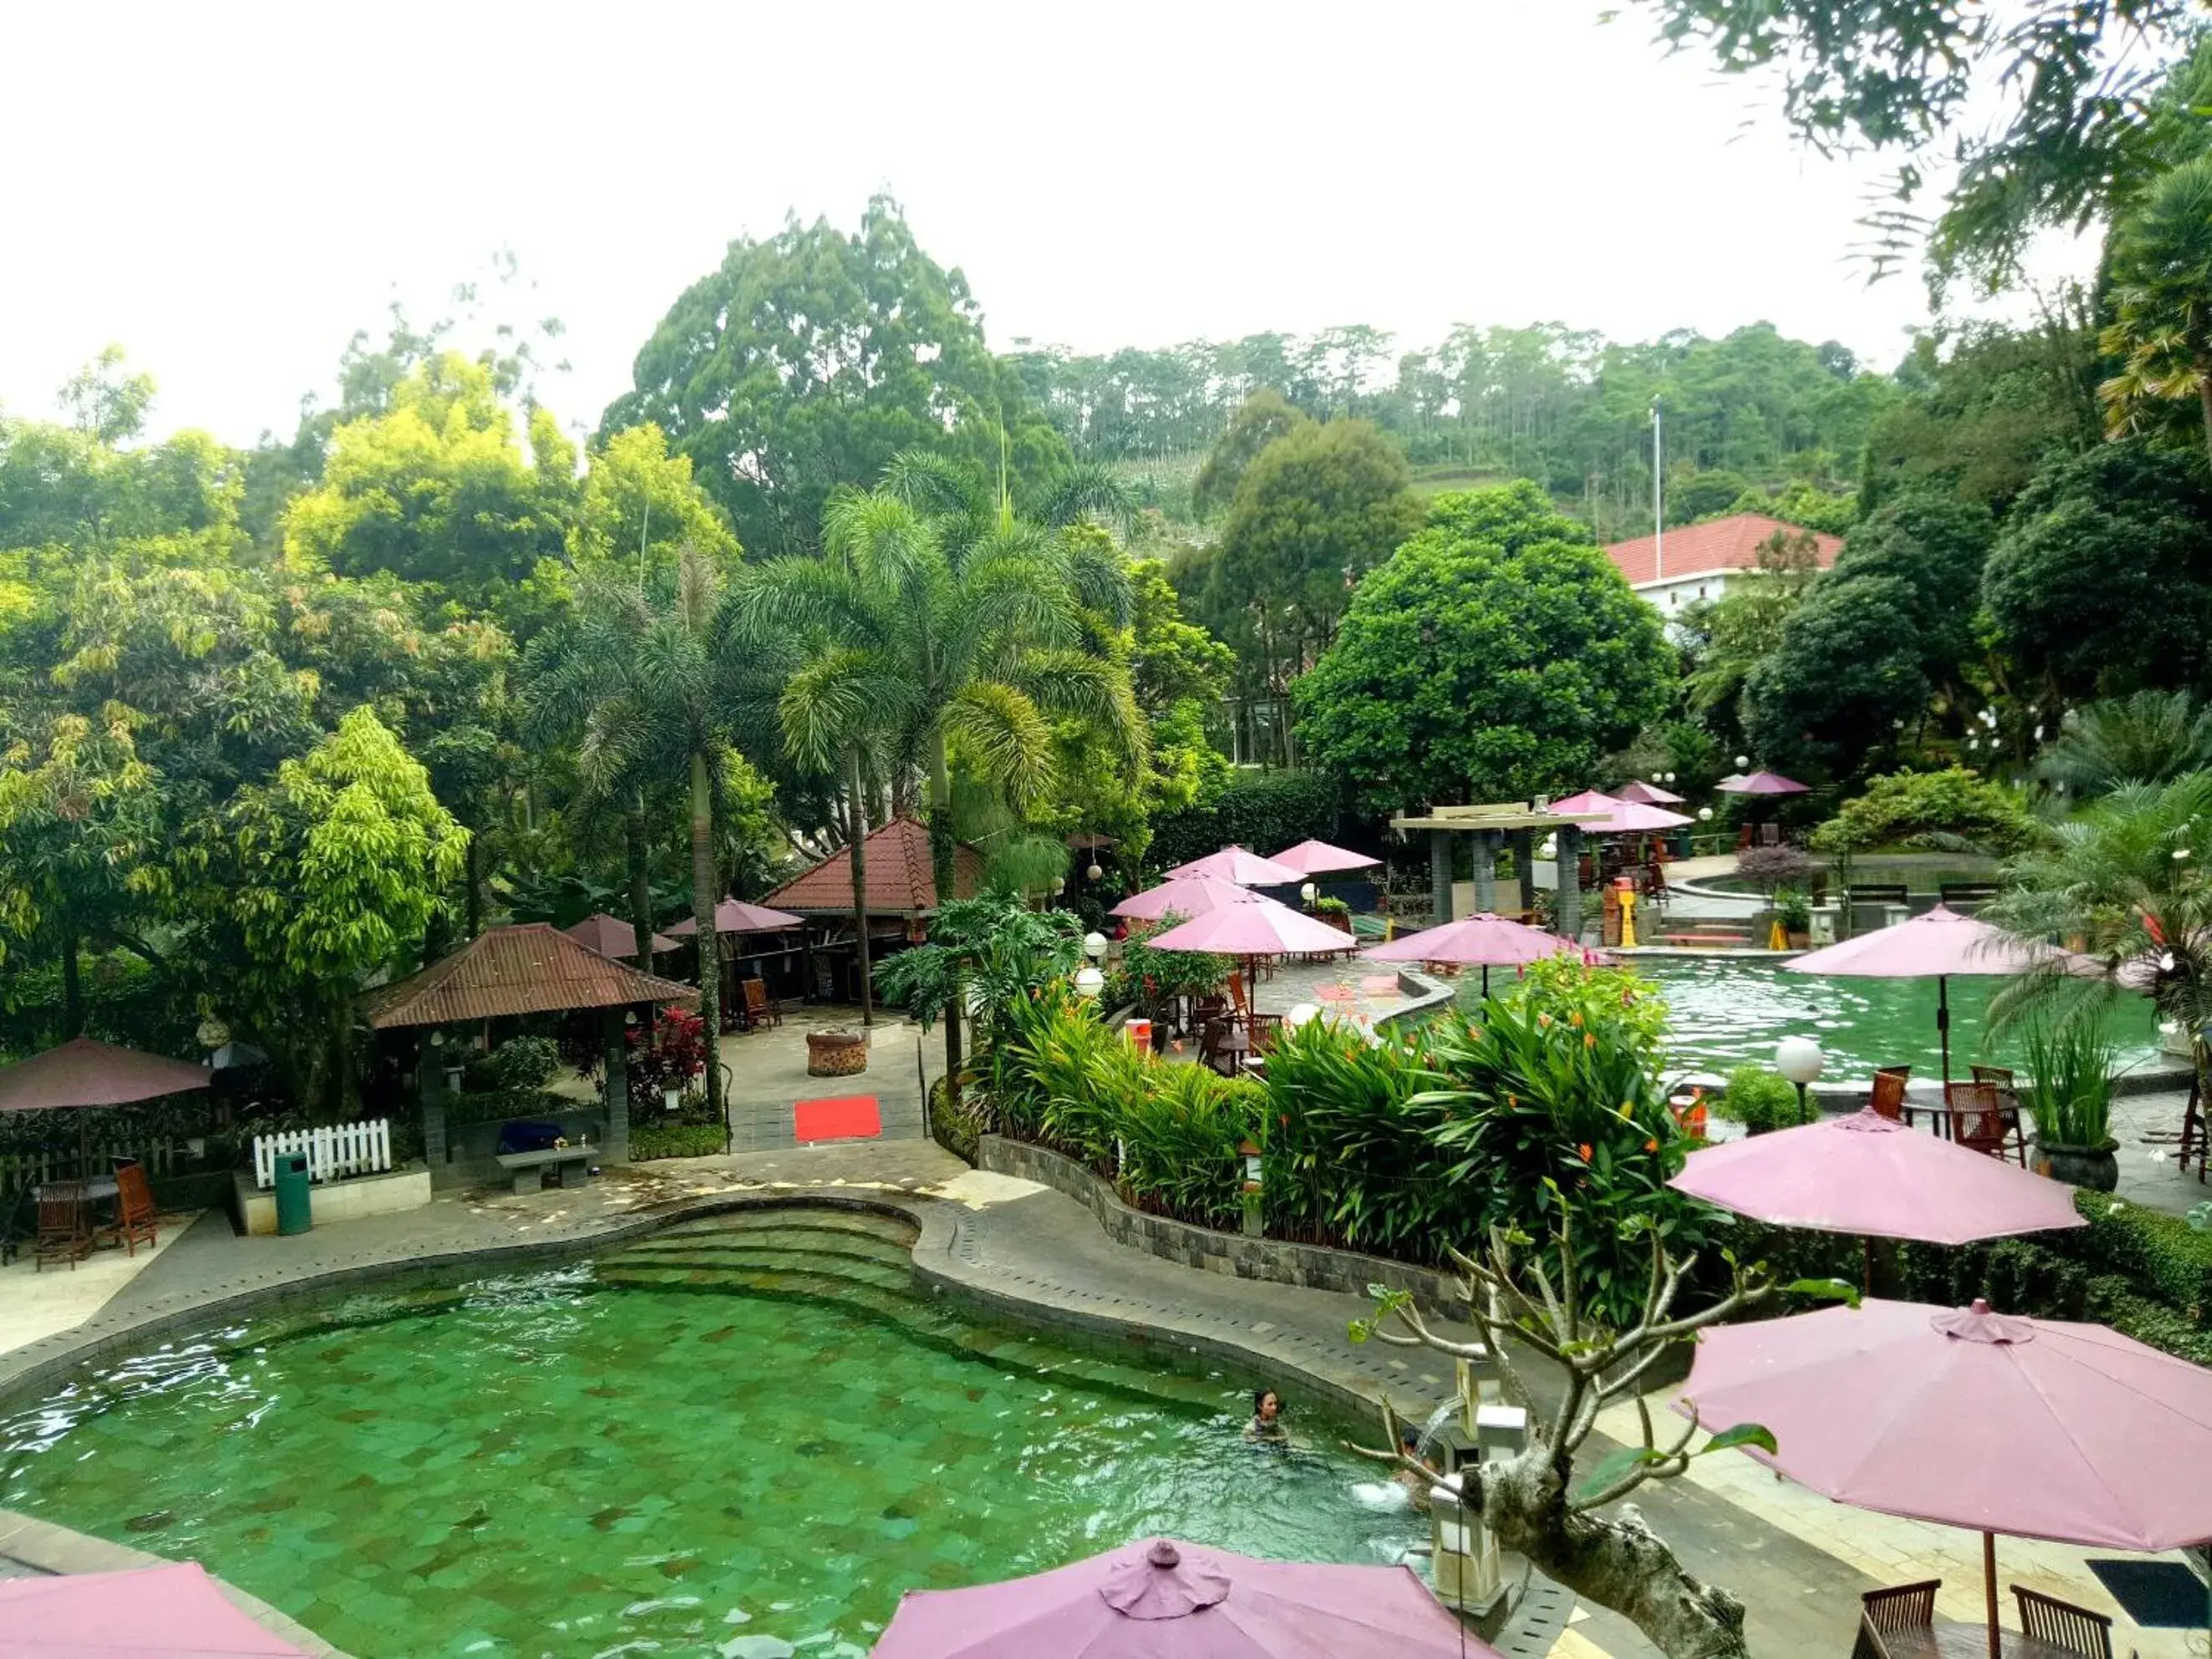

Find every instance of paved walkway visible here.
[2,1134,2202,1658]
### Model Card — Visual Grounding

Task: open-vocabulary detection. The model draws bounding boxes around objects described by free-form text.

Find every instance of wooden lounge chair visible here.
[35,1182,92,1271]
[1946,1081,2027,1164]
[2010,1585,2114,1658]
[741,977,782,1030]
[1870,1066,1912,1122]
[106,1160,159,1257]
[1852,1580,1938,1659]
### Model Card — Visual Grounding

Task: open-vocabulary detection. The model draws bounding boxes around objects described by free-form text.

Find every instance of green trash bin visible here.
[274,1151,311,1236]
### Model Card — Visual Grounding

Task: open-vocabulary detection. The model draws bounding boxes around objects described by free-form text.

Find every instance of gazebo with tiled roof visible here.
[761,819,985,1003]
[362,923,700,1169]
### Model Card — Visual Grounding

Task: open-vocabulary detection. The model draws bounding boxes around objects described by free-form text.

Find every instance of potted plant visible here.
[1775,888,1813,950]
[1313,895,1353,935]
[2021,1016,2119,1191]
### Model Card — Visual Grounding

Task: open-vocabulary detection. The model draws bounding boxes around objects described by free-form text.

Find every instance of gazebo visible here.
[361,924,698,1172]
[760,819,984,1004]
[1389,801,1612,940]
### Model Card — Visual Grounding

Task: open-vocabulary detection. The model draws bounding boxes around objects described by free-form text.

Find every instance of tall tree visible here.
[2102,154,2212,465]
[605,196,1070,558]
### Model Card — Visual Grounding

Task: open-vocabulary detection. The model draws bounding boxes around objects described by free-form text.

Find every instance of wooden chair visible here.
[1848,1615,1896,1659]
[741,977,782,1030]
[1946,1081,2027,1164]
[1226,972,1250,1022]
[107,1160,159,1257]
[35,1182,92,1272]
[1869,1066,1912,1122]
[1859,1581,1939,1646]
[1247,1012,1285,1055]
[2010,1585,2115,1658]
[1198,1018,1237,1079]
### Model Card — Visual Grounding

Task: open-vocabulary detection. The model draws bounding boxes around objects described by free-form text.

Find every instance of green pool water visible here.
[1628,958,2162,1081]
[0,1211,1422,1659]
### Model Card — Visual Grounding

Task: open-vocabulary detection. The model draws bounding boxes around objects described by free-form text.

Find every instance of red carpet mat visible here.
[793,1095,881,1143]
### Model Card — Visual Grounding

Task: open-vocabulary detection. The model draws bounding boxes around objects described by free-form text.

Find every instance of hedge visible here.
[2071,1190,2212,1323]
[628,1122,726,1161]
[1148,771,1347,871]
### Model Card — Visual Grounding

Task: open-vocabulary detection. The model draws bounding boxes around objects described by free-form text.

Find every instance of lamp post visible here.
[1776,1035,1825,1125]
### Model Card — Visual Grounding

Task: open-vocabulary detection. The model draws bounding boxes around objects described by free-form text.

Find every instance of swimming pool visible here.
[1631,958,2161,1081]
[0,1210,1421,1659]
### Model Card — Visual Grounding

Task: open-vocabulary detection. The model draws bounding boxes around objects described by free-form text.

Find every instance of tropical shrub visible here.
[467,1035,561,1094]
[1148,770,1341,871]
[1811,766,2042,860]
[627,1008,710,1112]
[1117,1063,1266,1227]
[1312,895,1352,929]
[629,1122,726,1160]
[1720,1065,1804,1134]
[2020,1016,2117,1149]
[1102,915,1229,1019]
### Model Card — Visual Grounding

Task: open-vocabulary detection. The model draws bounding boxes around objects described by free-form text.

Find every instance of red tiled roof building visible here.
[1602,513,1842,613]
[762,818,986,916]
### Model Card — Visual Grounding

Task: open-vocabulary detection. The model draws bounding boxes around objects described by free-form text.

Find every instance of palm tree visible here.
[2035,691,2212,800]
[729,453,1142,1098]
[526,545,745,1128]
[2101,155,2212,467]
[1985,773,2212,1109]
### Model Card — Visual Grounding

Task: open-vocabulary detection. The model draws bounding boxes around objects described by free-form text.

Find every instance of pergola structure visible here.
[1389,802,1610,941]
[362,923,698,1168]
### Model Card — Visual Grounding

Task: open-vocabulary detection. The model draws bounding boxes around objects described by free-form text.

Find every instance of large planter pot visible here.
[2035,1141,2119,1192]
[806,1030,869,1078]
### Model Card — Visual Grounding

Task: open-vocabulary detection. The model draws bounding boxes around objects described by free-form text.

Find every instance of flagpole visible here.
[1652,399,1664,583]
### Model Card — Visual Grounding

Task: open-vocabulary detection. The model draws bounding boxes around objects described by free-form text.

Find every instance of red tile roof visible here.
[1603,514,1842,588]
[762,818,985,915]
[362,924,700,1028]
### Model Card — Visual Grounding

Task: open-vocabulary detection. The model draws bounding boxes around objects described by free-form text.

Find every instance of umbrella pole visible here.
[78,1111,90,1179]
[1984,1531,1999,1658]
[1481,964,1490,999]
[1938,976,1953,1094]
[1861,1235,1872,1297]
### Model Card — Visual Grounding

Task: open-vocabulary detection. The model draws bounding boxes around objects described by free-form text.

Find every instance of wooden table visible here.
[1880,1622,2076,1658]
[1207,1025,1252,1078]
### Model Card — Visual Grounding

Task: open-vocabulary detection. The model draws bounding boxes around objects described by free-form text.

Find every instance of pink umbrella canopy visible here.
[1145,894,1354,957]
[563,912,678,958]
[1677,1297,2212,1646]
[0,1036,209,1116]
[0,1561,313,1657]
[1784,905,2096,1084]
[1667,1109,2087,1245]
[1614,779,1686,805]
[1547,793,1692,834]
[1364,912,1586,995]
[1267,838,1381,876]
[1716,769,1809,796]
[663,897,806,937]
[870,1536,1496,1659]
[1111,875,1264,922]
[1162,845,1301,886]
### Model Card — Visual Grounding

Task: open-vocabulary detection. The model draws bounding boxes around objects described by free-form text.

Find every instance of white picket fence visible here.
[253,1119,393,1189]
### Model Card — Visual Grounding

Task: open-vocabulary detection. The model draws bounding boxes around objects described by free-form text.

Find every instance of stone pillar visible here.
[1429,829,1454,925]
[1507,829,1535,916]
[1555,825,1584,942]
[601,1009,630,1164]
[1471,830,1498,914]
[417,1044,449,1172]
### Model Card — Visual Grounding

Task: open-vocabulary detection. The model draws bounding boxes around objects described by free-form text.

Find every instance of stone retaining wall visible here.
[977,1134,1465,1318]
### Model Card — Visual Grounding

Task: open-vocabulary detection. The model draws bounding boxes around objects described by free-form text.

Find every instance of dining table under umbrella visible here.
[1267,837,1381,876]
[1678,1297,2212,1656]
[1162,844,1302,886]
[0,1035,211,1179]
[0,1560,313,1658]
[1363,911,1586,996]
[1111,873,1264,923]
[1144,893,1357,1017]
[870,1535,1496,1659]
[562,912,678,959]
[1667,1108,2087,1288]
[1783,905,2093,1089]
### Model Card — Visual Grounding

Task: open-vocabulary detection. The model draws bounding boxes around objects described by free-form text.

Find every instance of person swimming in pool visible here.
[1245,1388,1288,1443]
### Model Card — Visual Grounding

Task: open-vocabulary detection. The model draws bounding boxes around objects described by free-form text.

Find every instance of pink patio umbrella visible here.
[1667,1108,2086,1287]
[1614,779,1686,805]
[0,1560,313,1656]
[1162,845,1302,886]
[1715,769,1809,796]
[1364,912,1584,996]
[1546,791,1693,835]
[1267,838,1382,876]
[664,897,806,937]
[1784,904,2093,1087]
[870,1536,1496,1659]
[1146,893,1357,1000]
[0,1035,211,1175]
[563,912,678,959]
[1111,874,1264,922]
[1677,1297,2212,1654]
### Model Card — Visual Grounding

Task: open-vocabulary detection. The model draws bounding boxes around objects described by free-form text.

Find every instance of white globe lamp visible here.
[1083,931,1108,962]
[1074,964,1106,999]
[1774,1036,1825,1124]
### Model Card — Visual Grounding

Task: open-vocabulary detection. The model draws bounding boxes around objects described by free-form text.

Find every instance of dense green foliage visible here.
[1809,767,2043,859]
[1146,770,1342,871]
[1296,483,1673,813]
[1719,1066,1804,1135]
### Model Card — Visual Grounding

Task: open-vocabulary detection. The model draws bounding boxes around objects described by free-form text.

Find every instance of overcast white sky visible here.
[1,1,2093,448]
